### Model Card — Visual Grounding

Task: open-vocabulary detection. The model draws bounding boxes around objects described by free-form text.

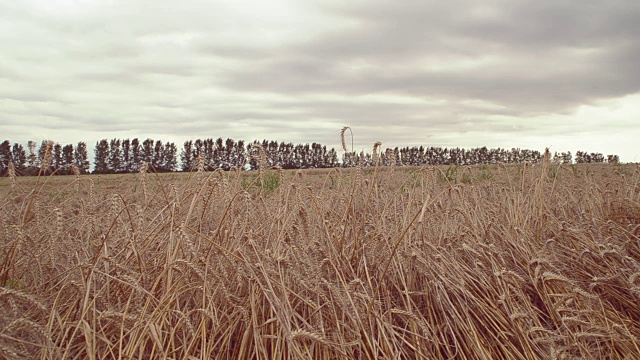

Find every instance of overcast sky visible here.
[1,0,639,162]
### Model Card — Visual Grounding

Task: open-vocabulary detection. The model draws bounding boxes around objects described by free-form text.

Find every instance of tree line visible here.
[0,140,90,175]
[0,137,621,176]
[95,138,340,174]
[348,146,619,167]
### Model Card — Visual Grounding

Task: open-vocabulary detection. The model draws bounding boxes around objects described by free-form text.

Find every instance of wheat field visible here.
[1,160,640,359]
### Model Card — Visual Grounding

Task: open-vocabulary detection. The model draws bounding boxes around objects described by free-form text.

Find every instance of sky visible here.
[1,0,640,162]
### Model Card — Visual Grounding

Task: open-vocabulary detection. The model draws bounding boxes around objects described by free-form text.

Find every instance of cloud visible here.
[214,0,640,112]
[0,0,639,161]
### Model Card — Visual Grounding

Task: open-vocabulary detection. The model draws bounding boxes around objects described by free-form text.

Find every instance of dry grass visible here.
[1,162,640,359]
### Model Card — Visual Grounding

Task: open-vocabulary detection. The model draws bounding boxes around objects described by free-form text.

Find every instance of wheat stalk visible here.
[372,141,382,166]
[339,126,353,153]
[1,159,639,359]
[8,162,16,188]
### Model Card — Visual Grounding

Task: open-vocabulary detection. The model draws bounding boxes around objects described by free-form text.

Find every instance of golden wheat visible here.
[0,160,639,359]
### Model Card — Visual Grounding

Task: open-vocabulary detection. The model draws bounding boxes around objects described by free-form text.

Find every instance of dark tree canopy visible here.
[1,136,623,176]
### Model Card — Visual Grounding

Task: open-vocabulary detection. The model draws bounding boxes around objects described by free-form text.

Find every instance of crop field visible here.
[1,161,640,359]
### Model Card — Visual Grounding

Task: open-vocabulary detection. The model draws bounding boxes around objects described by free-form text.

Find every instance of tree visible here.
[181,140,193,171]
[163,142,178,172]
[27,140,37,168]
[236,140,246,168]
[53,143,63,170]
[75,142,90,174]
[130,138,141,172]
[224,138,235,168]
[0,140,11,174]
[62,144,74,168]
[153,140,165,171]
[12,143,27,170]
[607,154,620,164]
[214,137,224,167]
[121,139,131,173]
[37,141,47,167]
[590,152,604,163]
[575,150,591,164]
[203,138,214,170]
[108,139,122,173]
[93,139,110,174]
[247,142,259,170]
[141,139,154,165]
[326,147,339,168]
[341,151,357,167]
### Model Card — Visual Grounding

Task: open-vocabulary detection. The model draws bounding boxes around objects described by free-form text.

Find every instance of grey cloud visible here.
[1,0,639,162]
[0,88,64,103]
[125,64,196,77]
[195,44,271,60]
[70,43,144,61]
[456,1,640,48]
[211,0,640,116]
[74,71,145,84]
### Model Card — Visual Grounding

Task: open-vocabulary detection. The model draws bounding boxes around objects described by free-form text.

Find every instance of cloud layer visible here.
[1,0,639,161]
